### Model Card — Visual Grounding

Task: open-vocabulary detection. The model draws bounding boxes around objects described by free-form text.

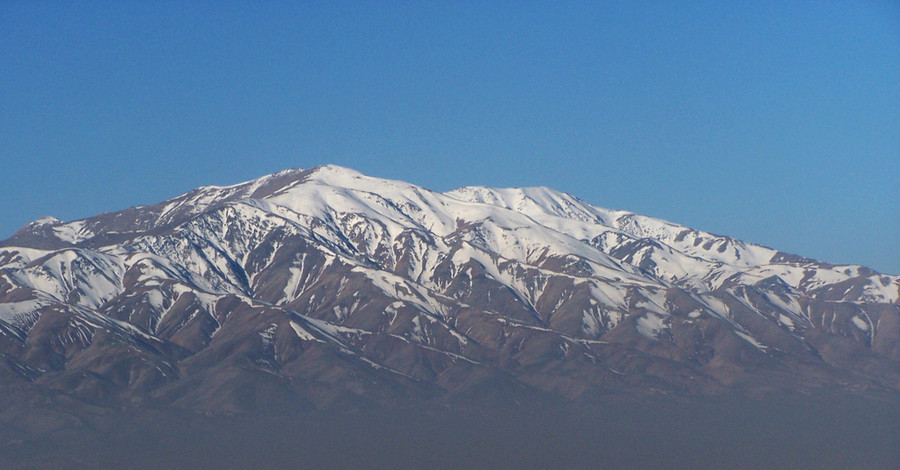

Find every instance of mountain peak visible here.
[309,163,364,177]
[301,164,424,196]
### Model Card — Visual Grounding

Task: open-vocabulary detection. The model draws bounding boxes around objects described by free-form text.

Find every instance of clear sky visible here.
[2,1,898,274]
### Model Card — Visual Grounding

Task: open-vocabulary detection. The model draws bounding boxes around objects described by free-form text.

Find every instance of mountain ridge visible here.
[1,164,898,413]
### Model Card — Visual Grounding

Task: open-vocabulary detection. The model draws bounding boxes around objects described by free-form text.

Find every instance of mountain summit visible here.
[1,165,898,411]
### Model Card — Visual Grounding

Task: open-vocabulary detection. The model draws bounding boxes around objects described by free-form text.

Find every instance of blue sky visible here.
[2,1,898,274]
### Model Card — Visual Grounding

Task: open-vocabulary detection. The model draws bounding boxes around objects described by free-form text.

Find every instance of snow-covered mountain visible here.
[1,165,898,410]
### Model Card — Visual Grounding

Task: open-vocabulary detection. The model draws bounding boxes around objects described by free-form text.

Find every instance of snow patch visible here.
[289,321,324,342]
[735,330,768,351]
[636,313,666,339]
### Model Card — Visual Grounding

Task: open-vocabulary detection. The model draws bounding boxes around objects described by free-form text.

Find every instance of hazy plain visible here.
[3,391,898,469]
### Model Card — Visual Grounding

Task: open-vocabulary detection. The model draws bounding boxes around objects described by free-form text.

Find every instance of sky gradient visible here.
[2,1,898,273]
